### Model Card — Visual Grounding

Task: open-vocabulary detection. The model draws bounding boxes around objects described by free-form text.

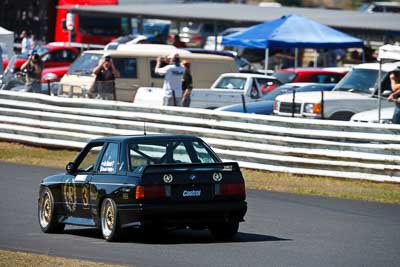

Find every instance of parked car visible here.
[273,62,399,121]
[37,135,247,241]
[358,1,400,13]
[3,44,80,72]
[135,73,281,109]
[351,107,394,124]
[217,83,336,115]
[203,27,247,50]
[272,68,348,89]
[184,48,255,73]
[169,21,230,48]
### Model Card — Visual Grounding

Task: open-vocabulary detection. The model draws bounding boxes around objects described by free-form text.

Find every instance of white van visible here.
[58,48,237,102]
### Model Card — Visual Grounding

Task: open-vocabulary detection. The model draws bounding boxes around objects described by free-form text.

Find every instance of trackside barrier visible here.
[0,90,400,183]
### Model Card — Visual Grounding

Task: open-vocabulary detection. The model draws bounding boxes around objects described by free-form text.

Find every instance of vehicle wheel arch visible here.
[328,111,355,121]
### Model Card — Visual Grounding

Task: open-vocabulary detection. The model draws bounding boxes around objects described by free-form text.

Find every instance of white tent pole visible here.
[295,48,298,69]
[265,48,269,73]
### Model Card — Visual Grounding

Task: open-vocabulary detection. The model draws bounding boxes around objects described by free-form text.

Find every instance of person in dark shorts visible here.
[20,50,43,93]
[388,70,400,124]
[181,60,193,107]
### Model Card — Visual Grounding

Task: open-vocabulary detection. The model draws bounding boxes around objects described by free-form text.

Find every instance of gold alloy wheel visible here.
[101,199,116,238]
[40,193,52,227]
[105,203,114,231]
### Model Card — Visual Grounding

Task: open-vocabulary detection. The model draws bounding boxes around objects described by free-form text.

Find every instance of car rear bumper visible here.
[118,201,247,228]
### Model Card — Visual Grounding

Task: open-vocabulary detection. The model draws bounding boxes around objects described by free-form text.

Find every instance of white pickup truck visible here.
[134,73,281,109]
[273,62,400,121]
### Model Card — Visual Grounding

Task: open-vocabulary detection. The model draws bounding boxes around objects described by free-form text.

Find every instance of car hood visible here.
[275,91,372,102]
[351,106,395,122]
[217,100,275,115]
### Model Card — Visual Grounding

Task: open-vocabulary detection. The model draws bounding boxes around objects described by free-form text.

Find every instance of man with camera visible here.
[93,55,120,100]
[20,50,43,93]
[155,53,184,106]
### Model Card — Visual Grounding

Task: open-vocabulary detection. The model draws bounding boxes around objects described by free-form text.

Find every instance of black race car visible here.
[38,135,247,241]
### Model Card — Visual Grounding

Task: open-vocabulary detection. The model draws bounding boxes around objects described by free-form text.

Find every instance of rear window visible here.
[129,139,219,171]
[215,77,247,90]
[273,71,297,84]
[311,74,344,83]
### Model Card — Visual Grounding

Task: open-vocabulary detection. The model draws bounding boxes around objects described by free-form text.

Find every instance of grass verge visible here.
[1,141,399,204]
[0,249,126,267]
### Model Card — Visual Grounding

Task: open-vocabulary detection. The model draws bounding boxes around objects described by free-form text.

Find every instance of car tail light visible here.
[218,183,245,197]
[273,100,278,111]
[135,185,165,200]
[192,35,203,42]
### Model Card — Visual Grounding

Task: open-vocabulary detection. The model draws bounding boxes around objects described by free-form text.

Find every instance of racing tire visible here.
[38,187,65,233]
[209,221,239,241]
[101,198,121,242]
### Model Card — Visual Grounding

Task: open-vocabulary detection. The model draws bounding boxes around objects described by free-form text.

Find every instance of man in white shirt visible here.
[155,53,184,106]
[20,30,32,54]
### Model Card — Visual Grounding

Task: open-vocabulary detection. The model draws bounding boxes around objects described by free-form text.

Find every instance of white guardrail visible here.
[1,90,400,183]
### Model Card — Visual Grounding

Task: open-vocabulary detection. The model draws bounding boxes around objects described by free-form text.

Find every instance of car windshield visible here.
[273,71,297,84]
[334,68,381,94]
[215,77,247,90]
[129,139,219,171]
[67,53,102,76]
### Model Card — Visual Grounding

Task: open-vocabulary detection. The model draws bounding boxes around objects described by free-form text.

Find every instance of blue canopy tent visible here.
[222,14,364,70]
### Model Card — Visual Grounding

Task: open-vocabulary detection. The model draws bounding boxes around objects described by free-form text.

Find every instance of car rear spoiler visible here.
[141,162,240,175]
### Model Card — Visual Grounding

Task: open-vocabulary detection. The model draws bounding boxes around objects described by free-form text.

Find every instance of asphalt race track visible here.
[0,161,399,267]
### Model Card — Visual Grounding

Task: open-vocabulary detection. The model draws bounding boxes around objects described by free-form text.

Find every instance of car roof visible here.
[353,62,400,72]
[276,68,348,74]
[90,134,202,144]
[219,72,277,79]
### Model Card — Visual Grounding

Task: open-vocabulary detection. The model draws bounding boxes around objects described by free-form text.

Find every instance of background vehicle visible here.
[351,107,394,124]
[273,67,348,85]
[169,21,230,48]
[3,44,80,73]
[184,48,255,73]
[217,83,336,115]
[358,1,400,13]
[54,0,123,45]
[203,27,247,50]
[135,73,281,109]
[59,47,237,101]
[273,62,400,121]
[38,135,247,242]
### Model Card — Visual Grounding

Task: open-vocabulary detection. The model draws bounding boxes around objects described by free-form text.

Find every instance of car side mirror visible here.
[66,162,77,175]
[382,90,392,97]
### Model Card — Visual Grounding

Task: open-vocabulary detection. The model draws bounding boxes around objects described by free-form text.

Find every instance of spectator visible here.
[20,50,43,93]
[172,35,186,48]
[387,71,400,124]
[30,34,37,49]
[155,53,184,106]
[181,60,193,107]
[93,55,120,100]
[20,30,32,54]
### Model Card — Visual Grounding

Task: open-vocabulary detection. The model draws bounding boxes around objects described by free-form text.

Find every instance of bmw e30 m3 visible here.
[38,135,247,241]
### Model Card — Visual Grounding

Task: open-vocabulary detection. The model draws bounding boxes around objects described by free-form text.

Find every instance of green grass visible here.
[0,249,127,267]
[1,141,399,204]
